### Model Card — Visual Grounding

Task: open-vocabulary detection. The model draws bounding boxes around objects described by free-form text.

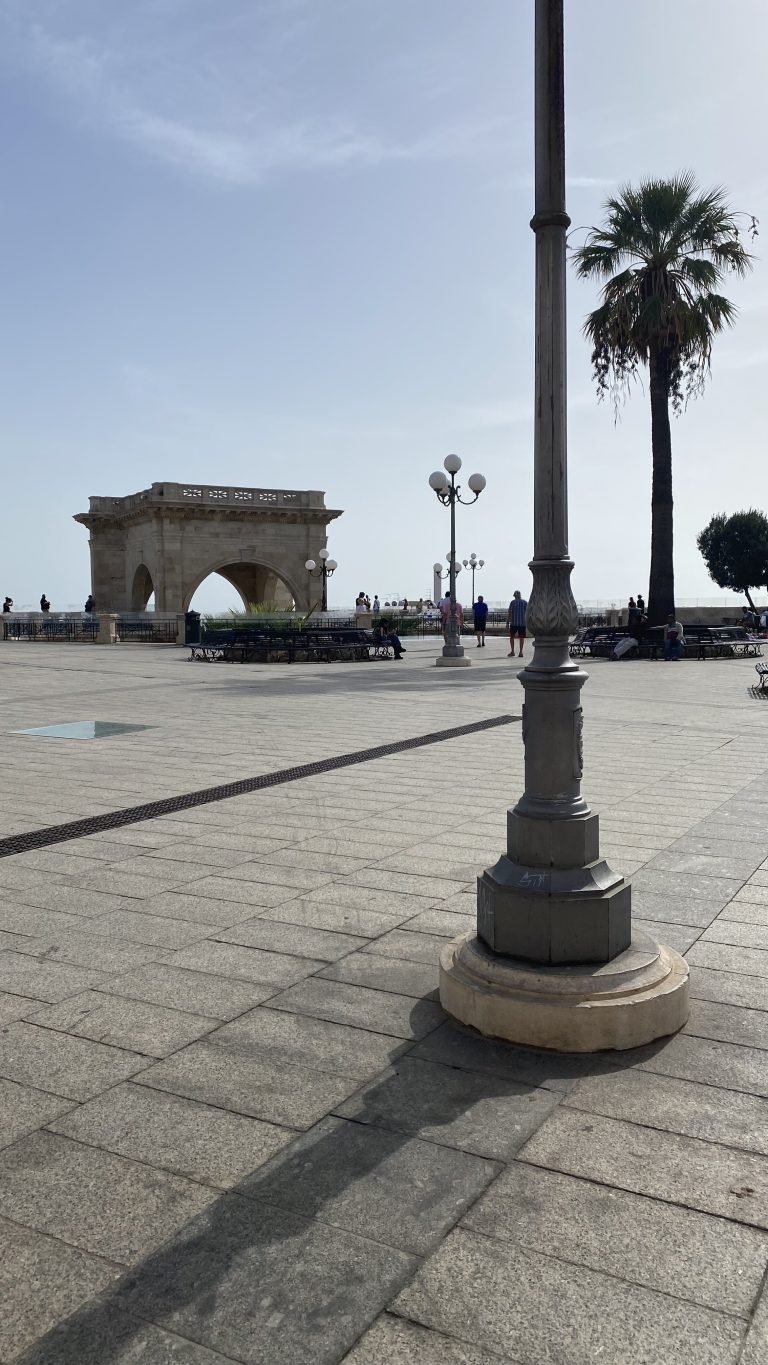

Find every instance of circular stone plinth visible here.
[439,931,689,1052]
[435,655,471,668]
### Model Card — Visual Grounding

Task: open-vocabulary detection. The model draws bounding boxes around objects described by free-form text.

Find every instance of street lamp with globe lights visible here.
[432,554,463,619]
[428,455,486,667]
[304,547,337,612]
[463,553,485,601]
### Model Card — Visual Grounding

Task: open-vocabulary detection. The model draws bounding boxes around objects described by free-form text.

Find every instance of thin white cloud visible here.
[8,14,513,185]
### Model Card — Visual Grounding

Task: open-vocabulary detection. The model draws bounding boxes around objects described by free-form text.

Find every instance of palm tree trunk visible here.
[647,347,675,625]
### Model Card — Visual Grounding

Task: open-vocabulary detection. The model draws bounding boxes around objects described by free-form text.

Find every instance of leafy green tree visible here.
[697,509,768,610]
[573,173,755,624]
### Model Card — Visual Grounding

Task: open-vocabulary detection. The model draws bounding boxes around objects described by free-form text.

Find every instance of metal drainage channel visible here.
[0,714,517,859]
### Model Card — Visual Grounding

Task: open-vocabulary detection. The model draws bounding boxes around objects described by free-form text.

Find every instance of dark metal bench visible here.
[755,662,768,689]
[189,628,235,661]
[190,625,387,663]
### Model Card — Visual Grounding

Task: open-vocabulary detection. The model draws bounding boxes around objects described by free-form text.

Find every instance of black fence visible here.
[117,619,177,642]
[2,616,177,643]
[3,617,99,642]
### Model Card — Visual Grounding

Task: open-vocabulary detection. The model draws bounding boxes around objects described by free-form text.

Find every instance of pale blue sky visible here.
[1,0,766,611]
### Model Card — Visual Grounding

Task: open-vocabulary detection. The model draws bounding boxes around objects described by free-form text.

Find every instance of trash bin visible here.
[185,610,201,645]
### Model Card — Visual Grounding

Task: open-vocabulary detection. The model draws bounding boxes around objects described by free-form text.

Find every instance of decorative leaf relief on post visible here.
[573,706,584,780]
[526,561,578,637]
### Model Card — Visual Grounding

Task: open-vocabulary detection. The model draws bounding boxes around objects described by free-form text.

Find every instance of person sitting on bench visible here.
[378,619,406,659]
[664,614,685,661]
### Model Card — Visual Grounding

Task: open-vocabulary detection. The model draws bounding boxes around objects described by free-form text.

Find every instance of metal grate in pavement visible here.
[0,714,516,859]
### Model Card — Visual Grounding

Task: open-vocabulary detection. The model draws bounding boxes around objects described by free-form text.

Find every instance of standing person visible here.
[663,614,686,660]
[627,596,641,638]
[355,593,367,616]
[2,597,12,613]
[507,590,528,658]
[84,594,95,614]
[473,594,489,647]
[636,592,645,614]
[440,592,463,643]
[39,594,50,613]
[372,595,380,614]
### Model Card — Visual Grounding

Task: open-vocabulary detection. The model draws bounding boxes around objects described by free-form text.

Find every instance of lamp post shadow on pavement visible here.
[429,454,486,669]
[439,0,689,1052]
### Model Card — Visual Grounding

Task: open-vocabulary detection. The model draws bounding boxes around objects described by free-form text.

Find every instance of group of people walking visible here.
[437,590,528,657]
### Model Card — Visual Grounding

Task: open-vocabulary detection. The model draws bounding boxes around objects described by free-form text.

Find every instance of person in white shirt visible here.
[663,615,686,660]
[372,596,380,614]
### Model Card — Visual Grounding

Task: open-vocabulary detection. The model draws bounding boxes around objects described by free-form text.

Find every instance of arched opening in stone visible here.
[131,564,155,611]
[187,562,296,614]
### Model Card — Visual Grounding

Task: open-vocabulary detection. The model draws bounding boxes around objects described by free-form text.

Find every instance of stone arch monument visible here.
[74,481,343,613]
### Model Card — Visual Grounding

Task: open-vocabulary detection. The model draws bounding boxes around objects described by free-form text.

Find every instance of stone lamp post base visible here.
[435,654,471,668]
[439,929,689,1053]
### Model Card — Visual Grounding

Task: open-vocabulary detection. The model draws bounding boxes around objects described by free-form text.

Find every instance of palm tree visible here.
[573,173,754,623]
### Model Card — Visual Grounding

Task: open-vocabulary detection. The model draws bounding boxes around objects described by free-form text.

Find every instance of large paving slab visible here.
[0,1129,216,1263]
[48,1082,294,1188]
[462,1162,768,1316]
[239,1115,499,1256]
[391,1227,746,1365]
[116,1194,417,1365]
[519,1106,768,1228]
[0,1218,120,1362]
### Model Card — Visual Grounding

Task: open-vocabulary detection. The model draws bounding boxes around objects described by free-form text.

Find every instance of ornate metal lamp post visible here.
[438,0,689,1050]
[304,548,337,612]
[463,553,485,601]
[429,455,486,669]
[433,557,461,606]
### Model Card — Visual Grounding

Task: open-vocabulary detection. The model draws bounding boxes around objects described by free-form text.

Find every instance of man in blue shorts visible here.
[473,595,489,647]
[507,590,527,658]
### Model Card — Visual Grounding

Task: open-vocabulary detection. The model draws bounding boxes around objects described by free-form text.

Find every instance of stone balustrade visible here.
[86,483,327,514]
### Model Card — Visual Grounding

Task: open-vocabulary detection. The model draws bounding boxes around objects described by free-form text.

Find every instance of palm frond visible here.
[572,172,756,409]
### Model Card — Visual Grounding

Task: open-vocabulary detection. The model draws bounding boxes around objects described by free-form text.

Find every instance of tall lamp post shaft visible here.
[448,477,458,649]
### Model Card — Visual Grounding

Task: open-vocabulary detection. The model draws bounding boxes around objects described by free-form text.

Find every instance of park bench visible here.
[188,629,234,661]
[570,627,629,658]
[190,625,387,663]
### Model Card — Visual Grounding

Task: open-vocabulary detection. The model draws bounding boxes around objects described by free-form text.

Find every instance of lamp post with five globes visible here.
[304,548,337,612]
[428,455,486,668]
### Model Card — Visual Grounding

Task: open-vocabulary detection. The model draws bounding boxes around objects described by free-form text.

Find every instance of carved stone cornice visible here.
[74,506,343,531]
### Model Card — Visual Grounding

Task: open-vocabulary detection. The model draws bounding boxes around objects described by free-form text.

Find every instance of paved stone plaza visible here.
[0,636,766,1363]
